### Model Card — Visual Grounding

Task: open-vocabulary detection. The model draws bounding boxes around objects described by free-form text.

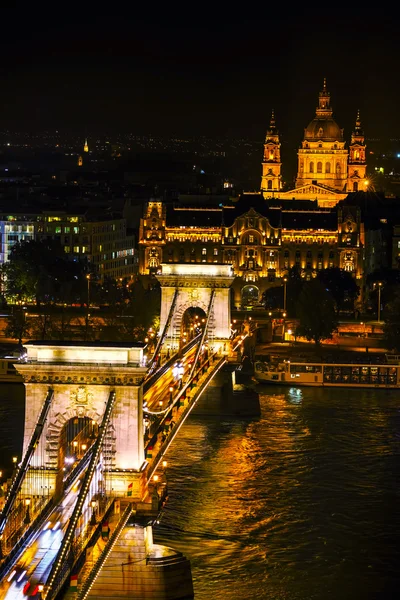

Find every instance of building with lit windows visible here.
[0,208,136,281]
[138,195,363,308]
[261,79,368,206]
[0,215,36,264]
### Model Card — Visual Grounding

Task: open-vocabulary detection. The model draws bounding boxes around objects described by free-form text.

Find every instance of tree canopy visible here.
[296,279,338,345]
[383,291,400,353]
[316,267,359,314]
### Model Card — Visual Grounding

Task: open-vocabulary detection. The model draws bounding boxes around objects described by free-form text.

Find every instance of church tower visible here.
[296,79,348,193]
[261,110,282,198]
[347,110,367,192]
[84,137,89,153]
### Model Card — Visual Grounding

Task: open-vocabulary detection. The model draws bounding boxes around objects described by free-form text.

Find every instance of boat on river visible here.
[254,359,400,388]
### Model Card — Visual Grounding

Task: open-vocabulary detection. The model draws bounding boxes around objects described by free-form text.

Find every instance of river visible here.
[1,383,399,599]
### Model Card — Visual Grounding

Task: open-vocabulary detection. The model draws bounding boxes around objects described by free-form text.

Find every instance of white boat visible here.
[254,360,400,388]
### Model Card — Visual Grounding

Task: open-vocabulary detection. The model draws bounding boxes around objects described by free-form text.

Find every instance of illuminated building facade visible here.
[138,196,363,307]
[261,80,368,207]
[0,209,136,281]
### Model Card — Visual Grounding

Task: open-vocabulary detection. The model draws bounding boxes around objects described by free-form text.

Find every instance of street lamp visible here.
[377,282,382,322]
[169,386,173,403]
[283,277,288,313]
[24,498,31,525]
[37,584,44,600]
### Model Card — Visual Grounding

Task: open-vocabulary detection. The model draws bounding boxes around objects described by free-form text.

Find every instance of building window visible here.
[325,162,331,173]
[64,246,70,253]
[284,250,289,258]
[267,180,272,190]
[317,162,322,173]
[306,250,312,258]
[73,246,79,253]
[249,235,254,243]
[202,248,207,255]
[318,261,322,270]
[353,182,358,191]
[310,162,314,173]
[213,248,218,256]
[329,251,334,259]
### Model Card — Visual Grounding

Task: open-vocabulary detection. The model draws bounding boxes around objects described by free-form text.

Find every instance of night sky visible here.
[1,8,399,145]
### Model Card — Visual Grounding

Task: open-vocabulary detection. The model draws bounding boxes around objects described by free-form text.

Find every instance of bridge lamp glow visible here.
[153,475,159,482]
[81,444,87,451]
[12,456,18,465]
[162,460,167,468]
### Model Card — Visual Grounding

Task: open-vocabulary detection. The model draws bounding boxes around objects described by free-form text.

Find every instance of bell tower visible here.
[261,110,282,199]
[348,110,367,192]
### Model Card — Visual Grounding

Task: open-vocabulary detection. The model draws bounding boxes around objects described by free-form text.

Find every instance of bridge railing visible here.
[0,388,54,541]
[146,350,226,482]
[44,390,117,600]
[75,503,134,600]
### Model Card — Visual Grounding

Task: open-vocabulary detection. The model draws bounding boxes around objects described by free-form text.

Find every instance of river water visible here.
[1,383,399,599]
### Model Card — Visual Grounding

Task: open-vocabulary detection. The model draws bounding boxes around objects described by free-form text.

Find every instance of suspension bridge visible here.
[0,264,253,600]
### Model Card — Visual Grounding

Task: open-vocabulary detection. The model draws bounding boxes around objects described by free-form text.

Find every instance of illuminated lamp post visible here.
[37,584,44,600]
[283,277,288,313]
[377,282,382,323]
[24,498,31,525]
[85,274,91,341]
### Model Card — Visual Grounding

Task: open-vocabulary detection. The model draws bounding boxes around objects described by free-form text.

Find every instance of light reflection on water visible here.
[0,383,399,599]
[153,385,400,600]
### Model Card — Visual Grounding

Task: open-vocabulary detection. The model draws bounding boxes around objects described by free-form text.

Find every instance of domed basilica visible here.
[261,79,367,207]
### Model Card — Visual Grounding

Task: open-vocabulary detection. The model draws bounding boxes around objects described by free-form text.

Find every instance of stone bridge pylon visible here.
[156,263,235,353]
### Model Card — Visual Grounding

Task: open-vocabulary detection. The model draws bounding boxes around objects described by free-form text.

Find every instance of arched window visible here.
[325,162,331,173]
[317,162,322,173]
[202,248,207,255]
[336,163,341,175]
[267,180,272,190]
[310,162,314,173]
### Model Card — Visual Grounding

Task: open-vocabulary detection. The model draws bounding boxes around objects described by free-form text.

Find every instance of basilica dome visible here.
[304,117,343,141]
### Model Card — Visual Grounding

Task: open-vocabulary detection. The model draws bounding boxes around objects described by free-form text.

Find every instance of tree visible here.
[296,279,338,345]
[316,267,359,315]
[383,291,400,352]
[1,238,86,306]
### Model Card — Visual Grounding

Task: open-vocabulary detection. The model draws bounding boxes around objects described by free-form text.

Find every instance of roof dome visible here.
[304,117,343,141]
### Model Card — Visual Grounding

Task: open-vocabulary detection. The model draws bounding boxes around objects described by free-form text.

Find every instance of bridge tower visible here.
[15,342,148,502]
[156,263,234,354]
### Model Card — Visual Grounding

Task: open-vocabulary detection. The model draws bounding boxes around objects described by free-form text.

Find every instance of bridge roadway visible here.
[0,337,232,600]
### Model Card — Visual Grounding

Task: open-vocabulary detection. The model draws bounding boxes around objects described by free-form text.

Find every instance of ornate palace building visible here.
[138,196,363,308]
[261,80,367,207]
[138,80,365,307]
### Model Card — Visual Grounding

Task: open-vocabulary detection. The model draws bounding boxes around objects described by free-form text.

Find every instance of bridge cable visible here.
[146,288,179,377]
[0,388,54,535]
[189,288,216,381]
[75,503,134,600]
[44,390,116,600]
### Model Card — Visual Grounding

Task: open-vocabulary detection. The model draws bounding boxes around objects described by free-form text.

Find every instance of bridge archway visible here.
[16,342,148,500]
[241,284,260,307]
[156,263,234,353]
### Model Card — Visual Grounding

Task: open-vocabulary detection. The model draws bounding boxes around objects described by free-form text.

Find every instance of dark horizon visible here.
[1,10,399,145]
